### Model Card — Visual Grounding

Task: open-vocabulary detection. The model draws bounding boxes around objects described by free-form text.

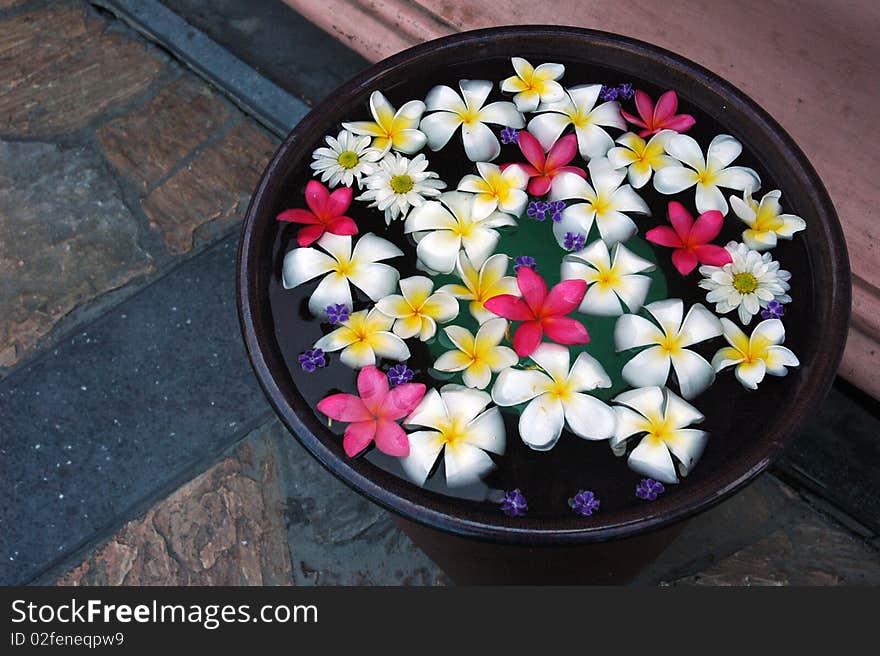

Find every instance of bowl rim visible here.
[237,25,851,546]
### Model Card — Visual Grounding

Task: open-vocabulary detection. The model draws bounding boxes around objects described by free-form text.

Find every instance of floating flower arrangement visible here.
[277,58,806,516]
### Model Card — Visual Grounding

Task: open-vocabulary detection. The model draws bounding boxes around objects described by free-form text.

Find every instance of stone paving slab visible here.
[0,139,155,369]
[0,236,272,585]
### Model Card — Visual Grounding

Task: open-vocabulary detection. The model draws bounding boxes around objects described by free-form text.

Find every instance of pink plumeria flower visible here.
[645,201,732,275]
[620,90,696,137]
[501,131,586,196]
[276,180,358,247]
[316,365,426,457]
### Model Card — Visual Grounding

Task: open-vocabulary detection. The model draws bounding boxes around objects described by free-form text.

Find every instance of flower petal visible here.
[394,128,428,154]
[316,393,372,422]
[764,345,799,375]
[595,210,638,245]
[735,359,766,389]
[405,388,449,430]
[706,134,742,170]
[614,274,653,314]
[679,302,722,347]
[527,111,571,151]
[575,123,615,160]
[444,442,495,487]
[464,407,506,454]
[613,385,665,419]
[348,262,400,302]
[370,331,410,361]
[442,384,492,424]
[516,265,548,313]
[479,101,525,128]
[567,351,612,391]
[420,111,463,151]
[462,361,493,389]
[462,227,500,269]
[544,279,587,315]
[653,165,697,195]
[351,232,403,263]
[581,283,623,316]
[342,421,376,457]
[528,343,570,381]
[415,229,462,274]
[671,250,699,276]
[645,225,683,248]
[695,182,728,215]
[543,316,590,345]
[666,428,708,477]
[563,393,616,441]
[491,367,552,406]
[435,349,473,373]
[383,382,427,420]
[519,393,565,450]
[374,419,410,456]
[664,389,705,429]
[281,247,336,289]
[713,166,761,192]
[690,210,724,243]
[628,437,678,484]
[545,133,579,169]
[339,341,376,369]
[399,430,445,486]
[645,298,684,336]
[425,85,467,113]
[614,314,665,350]
[621,345,671,388]
[665,133,705,170]
[482,294,532,321]
[670,349,715,399]
[549,170,592,201]
[308,273,353,317]
[512,321,544,357]
[462,121,501,162]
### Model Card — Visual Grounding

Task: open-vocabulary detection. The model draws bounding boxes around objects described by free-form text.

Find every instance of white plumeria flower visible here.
[606,130,677,189]
[654,133,760,215]
[698,241,792,325]
[314,308,409,369]
[549,158,650,247]
[356,152,445,224]
[457,162,529,220]
[375,276,459,341]
[401,385,506,487]
[492,343,616,451]
[712,318,799,390]
[421,79,525,162]
[404,191,516,275]
[528,84,626,159]
[434,317,518,390]
[438,252,519,324]
[282,232,402,318]
[730,189,806,251]
[614,299,722,400]
[611,386,708,484]
[309,129,383,188]
[342,90,427,154]
[500,57,566,113]
[560,239,656,316]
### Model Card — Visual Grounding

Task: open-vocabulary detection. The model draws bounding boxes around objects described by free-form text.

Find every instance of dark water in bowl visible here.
[266,56,811,520]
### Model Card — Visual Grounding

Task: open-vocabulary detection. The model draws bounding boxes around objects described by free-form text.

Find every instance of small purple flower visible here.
[527,200,550,221]
[568,490,600,516]
[500,126,520,145]
[760,301,785,320]
[500,489,528,517]
[548,200,566,222]
[298,348,326,372]
[325,303,350,324]
[513,255,537,273]
[599,85,619,102]
[387,363,414,387]
[563,231,586,252]
[635,478,666,501]
[617,83,634,100]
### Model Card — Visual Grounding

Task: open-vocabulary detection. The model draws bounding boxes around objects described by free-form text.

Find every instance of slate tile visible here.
[0,139,155,370]
[0,2,164,136]
[141,121,277,254]
[0,236,270,585]
[98,77,231,191]
[57,430,291,585]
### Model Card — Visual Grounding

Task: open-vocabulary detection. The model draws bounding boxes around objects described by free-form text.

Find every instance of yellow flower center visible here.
[645,416,674,443]
[546,380,573,402]
[452,219,475,239]
[390,174,414,194]
[732,272,759,294]
[334,258,355,277]
[570,109,592,129]
[659,333,683,355]
[595,265,621,289]
[696,169,717,185]
[337,150,359,169]
[437,419,467,447]
[590,194,611,216]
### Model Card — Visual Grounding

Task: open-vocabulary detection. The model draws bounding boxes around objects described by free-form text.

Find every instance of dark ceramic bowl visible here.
[237,26,850,547]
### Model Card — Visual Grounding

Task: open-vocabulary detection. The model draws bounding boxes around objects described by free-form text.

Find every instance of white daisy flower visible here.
[404,191,517,275]
[356,152,445,224]
[421,79,525,162]
[457,162,529,219]
[614,299,722,400]
[309,129,383,188]
[281,232,402,318]
[653,133,760,215]
[528,83,626,159]
[374,275,459,341]
[698,241,792,325]
[491,343,616,451]
[712,318,799,390]
[342,90,427,154]
[434,317,518,390]
[401,385,506,487]
[549,158,651,247]
[611,386,708,484]
[500,57,566,112]
[314,307,409,369]
[560,239,656,316]
[730,189,806,251]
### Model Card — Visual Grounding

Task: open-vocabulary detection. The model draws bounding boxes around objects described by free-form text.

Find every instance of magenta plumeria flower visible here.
[635,478,666,500]
[760,300,785,320]
[500,127,520,145]
[325,303,350,324]
[387,363,414,387]
[298,348,326,372]
[568,490,600,516]
[563,231,586,251]
[500,489,528,516]
[513,255,537,273]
